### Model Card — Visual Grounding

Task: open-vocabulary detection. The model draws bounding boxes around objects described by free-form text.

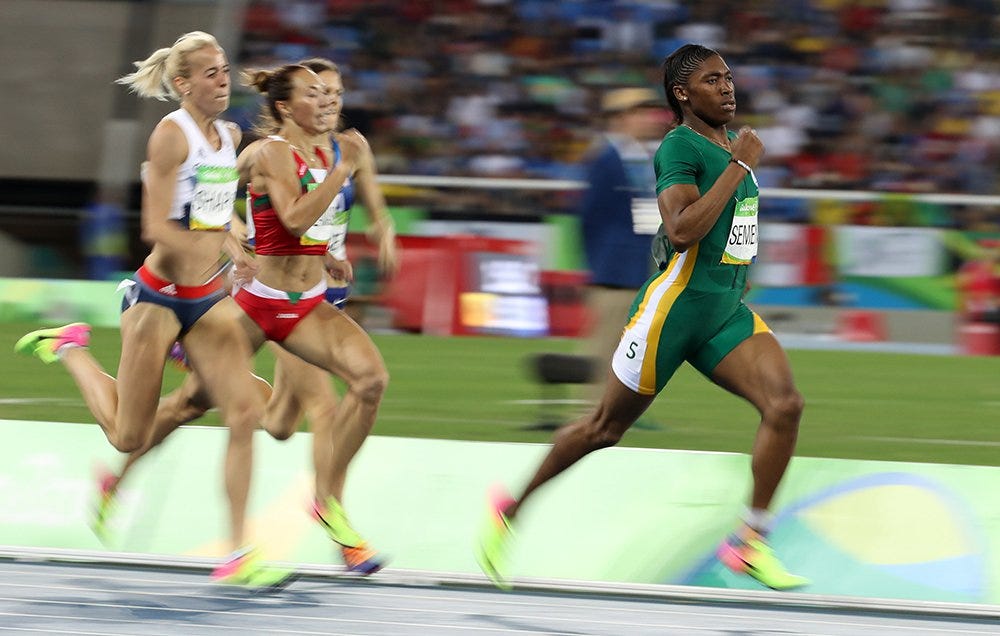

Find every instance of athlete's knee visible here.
[262,411,300,441]
[261,393,302,441]
[765,388,804,433]
[350,365,389,404]
[590,428,624,450]
[594,419,627,448]
[264,421,296,441]
[111,428,146,454]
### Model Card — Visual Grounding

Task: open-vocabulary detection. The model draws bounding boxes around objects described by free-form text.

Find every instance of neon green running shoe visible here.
[14,322,91,364]
[311,495,363,548]
[90,464,119,544]
[211,547,298,590]
[717,528,809,591]
[475,484,516,590]
[311,495,384,575]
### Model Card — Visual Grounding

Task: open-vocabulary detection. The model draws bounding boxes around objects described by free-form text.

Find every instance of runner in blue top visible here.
[476,44,807,591]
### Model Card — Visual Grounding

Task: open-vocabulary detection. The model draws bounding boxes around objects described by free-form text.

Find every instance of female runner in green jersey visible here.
[477,43,807,591]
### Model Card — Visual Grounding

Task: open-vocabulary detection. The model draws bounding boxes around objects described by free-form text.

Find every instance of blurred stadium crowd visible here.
[234,0,1000,229]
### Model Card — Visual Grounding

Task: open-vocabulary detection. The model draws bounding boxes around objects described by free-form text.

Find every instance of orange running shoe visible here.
[341,542,385,575]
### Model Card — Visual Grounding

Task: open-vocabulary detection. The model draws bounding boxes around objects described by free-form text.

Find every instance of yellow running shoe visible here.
[90,464,119,544]
[475,484,516,590]
[717,528,809,591]
[311,495,363,548]
[211,546,298,590]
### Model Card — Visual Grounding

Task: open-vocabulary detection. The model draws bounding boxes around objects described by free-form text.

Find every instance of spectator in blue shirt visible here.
[578,87,668,406]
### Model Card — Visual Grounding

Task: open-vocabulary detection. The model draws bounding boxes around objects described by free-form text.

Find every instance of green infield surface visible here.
[2,322,998,467]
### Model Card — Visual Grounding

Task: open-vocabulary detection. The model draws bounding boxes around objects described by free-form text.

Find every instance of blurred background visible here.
[2,0,1000,348]
[3,3,1000,605]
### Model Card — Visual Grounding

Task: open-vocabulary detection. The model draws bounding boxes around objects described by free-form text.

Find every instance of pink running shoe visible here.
[212,546,298,589]
[717,527,810,590]
[14,323,91,364]
[475,484,517,590]
[90,464,120,543]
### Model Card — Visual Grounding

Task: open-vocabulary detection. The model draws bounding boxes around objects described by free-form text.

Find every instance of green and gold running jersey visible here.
[652,125,759,293]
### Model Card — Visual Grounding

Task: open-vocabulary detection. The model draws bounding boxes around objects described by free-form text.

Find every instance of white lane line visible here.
[0,626,143,636]
[502,399,589,406]
[0,580,745,632]
[0,572,761,619]
[0,596,585,635]
[0,612,359,636]
[374,413,528,425]
[807,397,999,407]
[0,578,993,635]
[854,436,1000,447]
[5,560,997,621]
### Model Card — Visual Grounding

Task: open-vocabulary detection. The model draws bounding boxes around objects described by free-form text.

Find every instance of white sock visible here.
[229,545,253,560]
[55,342,85,360]
[743,507,773,535]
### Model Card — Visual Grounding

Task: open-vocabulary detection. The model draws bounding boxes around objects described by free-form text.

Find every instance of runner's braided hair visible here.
[662,44,720,122]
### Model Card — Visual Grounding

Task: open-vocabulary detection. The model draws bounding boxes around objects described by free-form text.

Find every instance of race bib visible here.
[189,166,238,230]
[721,196,759,265]
[301,187,348,247]
[324,208,351,258]
[244,191,256,246]
[300,169,348,246]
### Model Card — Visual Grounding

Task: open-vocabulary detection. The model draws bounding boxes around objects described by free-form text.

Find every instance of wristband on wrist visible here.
[729,157,752,174]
